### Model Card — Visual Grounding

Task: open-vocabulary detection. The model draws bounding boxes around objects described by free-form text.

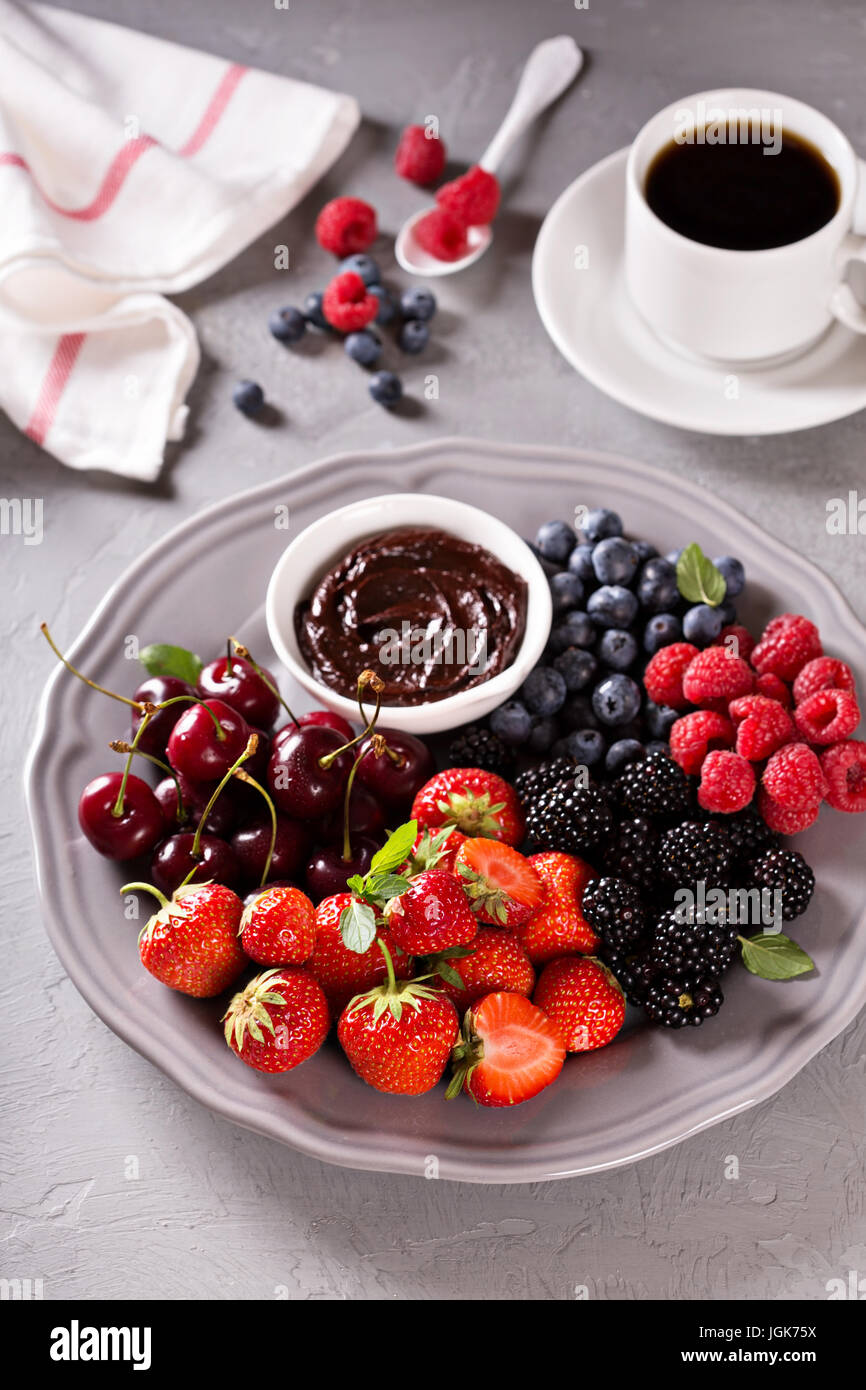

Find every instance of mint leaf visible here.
[369,820,418,877]
[140,642,203,685]
[739,932,815,981]
[339,899,378,954]
[676,544,727,608]
[366,873,410,903]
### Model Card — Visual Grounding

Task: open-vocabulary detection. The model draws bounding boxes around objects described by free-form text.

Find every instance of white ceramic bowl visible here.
[265,492,551,735]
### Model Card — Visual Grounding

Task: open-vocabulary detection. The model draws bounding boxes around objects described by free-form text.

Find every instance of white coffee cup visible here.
[624,87,866,365]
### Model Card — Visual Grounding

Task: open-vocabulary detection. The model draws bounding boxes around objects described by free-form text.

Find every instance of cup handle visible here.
[830,236,866,334]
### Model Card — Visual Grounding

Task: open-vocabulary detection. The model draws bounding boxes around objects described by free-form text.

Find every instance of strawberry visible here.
[411,768,525,846]
[446,992,566,1107]
[533,956,625,1052]
[516,852,598,964]
[240,885,316,966]
[432,928,535,1011]
[387,869,477,954]
[308,893,410,1016]
[454,837,544,928]
[337,941,459,1095]
[223,967,329,1072]
[402,823,467,876]
[128,880,247,998]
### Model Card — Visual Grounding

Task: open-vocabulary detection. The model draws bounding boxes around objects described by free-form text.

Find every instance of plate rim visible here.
[24,436,866,1183]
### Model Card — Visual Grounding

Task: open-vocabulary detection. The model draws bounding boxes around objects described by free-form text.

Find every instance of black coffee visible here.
[645,125,840,250]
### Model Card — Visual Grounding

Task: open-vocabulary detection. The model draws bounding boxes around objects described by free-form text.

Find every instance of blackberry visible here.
[582,876,647,955]
[749,848,815,922]
[614,749,692,824]
[721,807,781,868]
[649,908,738,984]
[446,725,515,778]
[525,782,614,859]
[514,755,580,808]
[656,820,732,889]
[604,947,657,1007]
[603,817,658,895]
[645,975,724,1027]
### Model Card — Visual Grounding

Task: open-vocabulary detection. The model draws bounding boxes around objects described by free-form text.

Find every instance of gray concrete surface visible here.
[3,0,865,1301]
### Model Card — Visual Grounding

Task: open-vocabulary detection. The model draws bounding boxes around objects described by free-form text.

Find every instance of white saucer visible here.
[532,148,866,435]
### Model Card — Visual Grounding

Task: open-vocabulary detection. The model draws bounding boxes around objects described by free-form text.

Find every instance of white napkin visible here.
[0,2,360,479]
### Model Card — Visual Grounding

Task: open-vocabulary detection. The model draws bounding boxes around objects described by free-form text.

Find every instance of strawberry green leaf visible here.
[676,544,727,608]
[339,899,378,954]
[139,642,203,685]
[369,820,418,877]
[738,932,815,980]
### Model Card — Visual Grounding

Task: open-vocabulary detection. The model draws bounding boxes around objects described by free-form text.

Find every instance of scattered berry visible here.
[793,687,860,746]
[447,991,565,1107]
[763,742,826,811]
[315,196,378,256]
[400,286,437,322]
[751,613,822,681]
[669,709,735,775]
[232,380,265,416]
[344,329,382,366]
[436,165,500,225]
[394,124,447,185]
[136,882,247,998]
[820,739,866,813]
[533,957,625,1052]
[322,270,379,332]
[338,253,381,285]
[644,642,700,710]
[303,291,330,329]
[697,749,756,814]
[268,306,306,343]
[369,284,397,323]
[398,319,430,354]
[368,369,403,408]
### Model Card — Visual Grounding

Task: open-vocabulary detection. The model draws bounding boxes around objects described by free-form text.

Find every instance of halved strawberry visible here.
[411,768,525,846]
[447,992,566,1107]
[454,837,544,928]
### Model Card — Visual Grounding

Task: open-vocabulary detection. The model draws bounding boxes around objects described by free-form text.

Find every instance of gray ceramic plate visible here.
[25,439,866,1183]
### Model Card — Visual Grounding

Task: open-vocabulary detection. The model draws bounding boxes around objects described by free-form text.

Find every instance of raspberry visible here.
[669,710,734,775]
[697,749,756,814]
[728,694,795,761]
[413,208,470,262]
[757,786,821,835]
[755,672,793,708]
[714,624,756,663]
[394,124,447,185]
[793,687,860,746]
[643,642,700,710]
[820,739,866,812]
[436,165,500,226]
[751,613,822,681]
[321,271,378,332]
[682,646,754,708]
[315,196,378,257]
[793,656,856,705]
[762,742,826,811]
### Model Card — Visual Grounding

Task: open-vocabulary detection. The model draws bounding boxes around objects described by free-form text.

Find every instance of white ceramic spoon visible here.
[395,35,584,277]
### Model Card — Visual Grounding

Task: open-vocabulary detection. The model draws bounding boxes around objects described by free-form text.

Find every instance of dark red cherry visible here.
[321,782,386,845]
[305,835,380,902]
[166,698,250,783]
[79,772,164,860]
[267,725,352,818]
[150,832,240,895]
[197,655,280,729]
[272,709,354,752]
[231,815,312,890]
[131,676,196,757]
[355,728,435,808]
[154,774,236,837]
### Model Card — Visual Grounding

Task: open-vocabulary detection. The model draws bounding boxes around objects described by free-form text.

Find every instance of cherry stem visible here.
[225,637,233,679]
[340,752,365,862]
[109,741,186,823]
[111,710,153,818]
[318,670,384,770]
[233,768,278,889]
[377,935,397,992]
[155,693,226,740]
[41,623,145,711]
[229,636,299,728]
[182,736,260,883]
[119,882,169,912]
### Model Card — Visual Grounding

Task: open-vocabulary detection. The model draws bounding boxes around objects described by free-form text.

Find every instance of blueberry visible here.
[232,380,264,416]
[400,286,437,322]
[536,519,577,564]
[521,666,567,717]
[303,291,330,330]
[645,699,678,739]
[581,507,623,542]
[568,543,596,585]
[369,284,397,324]
[647,740,673,758]
[527,541,562,579]
[339,254,381,286]
[398,319,430,354]
[268,306,306,343]
[716,600,737,625]
[549,610,595,653]
[598,628,638,671]
[713,555,745,598]
[560,694,600,732]
[528,715,559,754]
[643,612,682,653]
[553,728,605,767]
[552,647,598,692]
[587,585,639,629]
[369,371,403,408]
[344,330,382,366]
[490,700,532,746]
[592,537,640,586]
[592,673,642,726]
[549,570,585,615]
[666,547,684,566]
[605,738,646,776]
[683,602,723,645]
[637,556,679,613]
[631,539,658,563]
